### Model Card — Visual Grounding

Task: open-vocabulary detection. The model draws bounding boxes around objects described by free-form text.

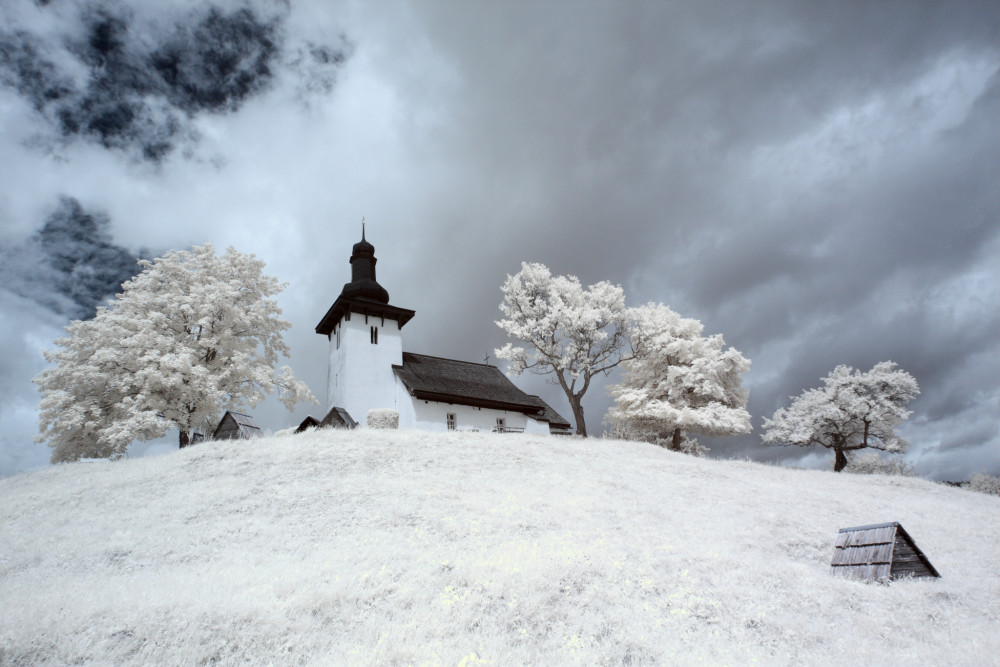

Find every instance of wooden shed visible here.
[295,415,321,433]
[320,406,357,429]
[831,522,940,582]
[212,411,263,440]
[294,407,357,433]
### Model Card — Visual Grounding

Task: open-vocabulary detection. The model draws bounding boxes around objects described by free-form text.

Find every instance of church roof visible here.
[524,395,573,430]
[393,352,569,426]
[316,296,415,336]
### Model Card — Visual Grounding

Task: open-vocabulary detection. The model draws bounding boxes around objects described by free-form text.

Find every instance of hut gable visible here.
[295,407,357,433]
[295,416,320,433]
[212,411,263,441]
[320,406,357,429]
[831,522,940,582]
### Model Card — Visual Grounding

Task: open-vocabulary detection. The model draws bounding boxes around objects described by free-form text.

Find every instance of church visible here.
[312,230,572,435]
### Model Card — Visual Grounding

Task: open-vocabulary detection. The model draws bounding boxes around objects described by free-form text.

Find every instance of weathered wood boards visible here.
[212,411,263,440]
[831,522,940,582]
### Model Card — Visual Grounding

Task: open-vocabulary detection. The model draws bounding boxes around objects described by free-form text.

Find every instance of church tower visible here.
[315,228,415,424]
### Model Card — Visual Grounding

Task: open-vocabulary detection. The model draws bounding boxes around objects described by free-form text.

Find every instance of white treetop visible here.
[607,303,751,453]
[761,361,919,472]
[495,262,632,436]
[34,244,315,462]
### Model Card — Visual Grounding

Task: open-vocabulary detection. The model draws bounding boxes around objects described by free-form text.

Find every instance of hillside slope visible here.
[2,430,998,665]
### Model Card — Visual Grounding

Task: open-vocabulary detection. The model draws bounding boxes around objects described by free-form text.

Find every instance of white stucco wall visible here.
[327,314,403,424]
[400,389,551,434]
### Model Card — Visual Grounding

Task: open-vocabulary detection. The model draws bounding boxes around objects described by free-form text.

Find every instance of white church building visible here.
[311,231,571,435]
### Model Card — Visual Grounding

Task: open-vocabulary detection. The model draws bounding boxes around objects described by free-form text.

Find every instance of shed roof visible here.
[295,416,320,433]
[393,352,569,426]
[320,406,357,429]
[212,410,262,440]
[830,522,940,582]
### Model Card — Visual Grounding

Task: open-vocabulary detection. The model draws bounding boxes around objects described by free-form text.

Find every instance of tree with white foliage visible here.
[606,303,751,454]
[762,361,919,472]
[967,473,1000,497]
[495,262,632,437]
[34,244,315,462]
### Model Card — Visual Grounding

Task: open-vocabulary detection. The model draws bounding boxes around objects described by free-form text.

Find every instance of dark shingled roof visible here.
[393,352,569,427]
[524,394,573,430]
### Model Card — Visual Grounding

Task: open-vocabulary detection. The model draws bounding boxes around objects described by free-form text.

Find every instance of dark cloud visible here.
[0,2,350,162]
[0,196,146,320]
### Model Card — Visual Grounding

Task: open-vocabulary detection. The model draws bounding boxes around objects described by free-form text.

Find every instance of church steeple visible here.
[315,225,415,337]
[341,224,389,303]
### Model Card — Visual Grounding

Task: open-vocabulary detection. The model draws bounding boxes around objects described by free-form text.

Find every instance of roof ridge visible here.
[403,350,498,368]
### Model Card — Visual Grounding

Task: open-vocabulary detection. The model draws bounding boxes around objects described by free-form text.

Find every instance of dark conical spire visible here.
[341,223,389,303]
[316,221,416,335]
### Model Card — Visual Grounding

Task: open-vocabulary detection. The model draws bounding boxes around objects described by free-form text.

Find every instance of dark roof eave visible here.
[316,296,415,335]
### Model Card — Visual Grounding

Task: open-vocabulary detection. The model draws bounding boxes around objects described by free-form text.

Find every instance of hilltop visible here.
[2,430,998,665]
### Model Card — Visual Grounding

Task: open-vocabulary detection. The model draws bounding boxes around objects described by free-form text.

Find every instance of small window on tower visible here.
[336,325,341,349]
[370,326,378,344]
[447,413,456,430]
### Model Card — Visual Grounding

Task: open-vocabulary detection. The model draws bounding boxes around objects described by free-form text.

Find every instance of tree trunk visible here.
[179,429,191,448]
[671,428,683,450]
[833,447,848,472]
[569,397,587,437]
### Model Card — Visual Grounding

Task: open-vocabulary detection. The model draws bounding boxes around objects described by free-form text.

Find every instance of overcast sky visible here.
[2,0,998,481]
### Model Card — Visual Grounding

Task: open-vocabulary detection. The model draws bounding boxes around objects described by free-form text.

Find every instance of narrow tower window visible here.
[370,326,378,344]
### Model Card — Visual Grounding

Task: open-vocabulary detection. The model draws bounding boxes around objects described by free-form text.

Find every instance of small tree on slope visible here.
[495,262,632,437]
[762,361,919,472]
[34,244,315,462]
[606,303,752,454]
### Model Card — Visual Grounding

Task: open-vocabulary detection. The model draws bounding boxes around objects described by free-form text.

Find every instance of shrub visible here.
[843,451,916,476]
[367,409,399,429]
[968,473,1000,496]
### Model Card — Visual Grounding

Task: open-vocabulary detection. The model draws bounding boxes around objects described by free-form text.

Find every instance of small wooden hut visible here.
[831,522,940,582]
[212,411,263,440]
[295,407,357,433]
[295,415,321,433]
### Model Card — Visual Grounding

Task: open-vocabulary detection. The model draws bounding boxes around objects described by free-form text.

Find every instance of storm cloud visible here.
[1,0,997,481]
[0,1,350,161]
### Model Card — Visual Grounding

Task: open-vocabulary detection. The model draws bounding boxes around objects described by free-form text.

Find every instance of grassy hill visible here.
[2,430,998,665]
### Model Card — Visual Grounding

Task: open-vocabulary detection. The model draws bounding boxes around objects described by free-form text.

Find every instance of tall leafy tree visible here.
[495,262,632,436]
[762,361,919,472]
[34,244,314,461]
[607,303,751,454]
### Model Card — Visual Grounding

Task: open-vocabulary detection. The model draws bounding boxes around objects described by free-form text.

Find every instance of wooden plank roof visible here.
[212,410,262,440]
[831,522,940,582]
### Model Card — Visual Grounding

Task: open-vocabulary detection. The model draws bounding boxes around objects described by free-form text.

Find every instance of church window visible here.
[336,325,341,349]
[447,413,456,430]
[496,417,505,433]
[370,326,378,344]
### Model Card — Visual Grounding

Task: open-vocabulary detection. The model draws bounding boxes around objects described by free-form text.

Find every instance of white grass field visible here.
[2,429,998,666]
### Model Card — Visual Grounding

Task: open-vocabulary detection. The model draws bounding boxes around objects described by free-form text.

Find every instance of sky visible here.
[1,0,998,481]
